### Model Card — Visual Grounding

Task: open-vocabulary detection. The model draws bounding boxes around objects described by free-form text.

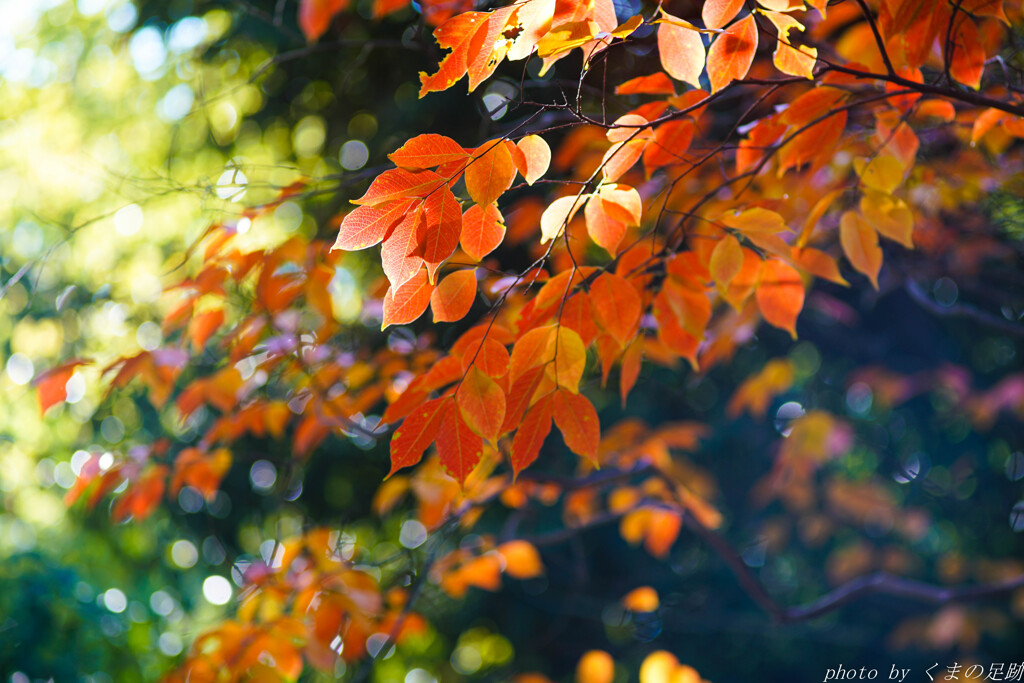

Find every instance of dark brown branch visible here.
[521,465,1024,624]
[905,279,1024,338]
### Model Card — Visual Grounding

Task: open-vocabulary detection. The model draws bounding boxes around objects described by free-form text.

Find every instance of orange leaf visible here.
[709,233,743,290]
[706,14,757,92]
[34,359,89,415]
[436,399,484,484]
[615,72,676,95]
[457,365,506,441]
[381,206,425,288]
[515,135,551,185]
[298,0,348,42]
[431,270,477,323]
[460,336,510,377]
[585,196,626,256]
[389,397,447,476]
[383,268,434,328]
[950,15,985,89]
[352,168,445,206]
[188,309,225,351]
[552,390,600,462]
[839,211,882,289]
[389,133,470,170]
[756,259,804,338]
[497,540,544,578]
[703,0,744,29]
[417,184,463,282]
[510,393,553,476]
[622,586,660,612]
[577,651,615,683]
[466,139,517,206]
[643,120,695,172]
[792,247,849,286]
[334,199,415,251]
[620,337,642,406]
[658,13,705,89]
[590,272,641,346]
[460,203,505,261]
[419,12,491,96]
[601,139,646,182]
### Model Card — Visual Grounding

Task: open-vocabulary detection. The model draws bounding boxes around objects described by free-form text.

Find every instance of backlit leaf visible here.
[510,393,553,477]
[839,211,882,289]
[457,365,506,440]
[551,390,600,462]
[383,268,434,328]
[466,139,516,206]
[756,258,804,338]
[657,12,706,89]
[431,269,478,322]
[706,14,757,93]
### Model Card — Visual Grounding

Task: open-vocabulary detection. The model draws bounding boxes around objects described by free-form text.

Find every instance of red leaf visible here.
[416,184,463,282]
[389,397,447,476]
[551,390,600,463]
[510,393,553,477]
[436,400,484,484]
[299,0,349,42]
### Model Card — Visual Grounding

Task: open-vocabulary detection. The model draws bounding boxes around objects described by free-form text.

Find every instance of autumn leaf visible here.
[34,359,90,415]
[839,211,883,289]
[352,168,445,206]
[456,365,506,441]
[515,135,551,185]
[466,139,517,206]
[419,12,492,96]
[436,399,484,484]
[460,203,506,261]
[756,258,804,338]
[657,12,706,89]
[590,272,641,346]
[431,269,478,322]
[540,195,585,243]
[383,268,435,328]
[389,397,448,476]
[706,14,757,92]
[299,0,349,42]
[703,0,744,29]
[510,393,553,476]
[334,199,415,251]
[389,134,470,169]
[551,390,600,463]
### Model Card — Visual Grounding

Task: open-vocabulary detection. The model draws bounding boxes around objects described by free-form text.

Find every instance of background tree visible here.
[2,0,1024,681]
